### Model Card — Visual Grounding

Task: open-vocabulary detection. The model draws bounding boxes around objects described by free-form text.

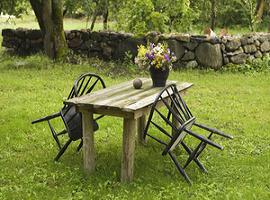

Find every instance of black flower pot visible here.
[149,66,169,87]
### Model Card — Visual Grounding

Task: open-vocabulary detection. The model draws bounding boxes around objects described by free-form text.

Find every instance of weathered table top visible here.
[65,78,193,114]
[64,78,193,182]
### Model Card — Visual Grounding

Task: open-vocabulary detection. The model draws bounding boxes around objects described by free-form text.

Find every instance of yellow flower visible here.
[137,45,147,58]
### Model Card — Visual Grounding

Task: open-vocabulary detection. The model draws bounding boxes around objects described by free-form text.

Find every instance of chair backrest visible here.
[68,72,106,99]
[61,73,105,140]
[165,84,193,124]
[144,84,195,155]
[148,84,193,127]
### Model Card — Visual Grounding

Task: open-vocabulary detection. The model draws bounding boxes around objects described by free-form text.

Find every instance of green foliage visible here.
[64,0,85,17]
[191,0,258,31]
[219,0,251,27]
[61,0,260,33]
[173,6,199,32]
[61,0,194,33]
[117,0,156,34]
[222,56,270,73]
[154,0,196,32]
[0,0,29,17]
[148,11,169,33]
[116,0,194,34]
[239,0,257,31]
[0,0,269,34]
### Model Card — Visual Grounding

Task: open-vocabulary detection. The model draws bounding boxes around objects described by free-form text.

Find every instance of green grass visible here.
[0,52,269,200]
[0,14,270,200]
[0,14,114,31]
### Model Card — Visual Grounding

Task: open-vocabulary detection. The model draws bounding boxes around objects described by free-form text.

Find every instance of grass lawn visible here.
[0,52,269,199]
[0,14,114,31]
[1,14,270,200]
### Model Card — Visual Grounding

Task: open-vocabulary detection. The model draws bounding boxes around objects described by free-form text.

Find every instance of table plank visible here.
[65,79,192,113]
[94,80,177,107]
[124,82,193,111]
[91,80,154,106]
[65,78,151,105]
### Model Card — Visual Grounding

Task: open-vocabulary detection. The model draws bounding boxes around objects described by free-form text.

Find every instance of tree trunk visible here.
[29,0,45,33]
[103,0,109,30]
[210,0,217,30]
[42,0,55,58]
[29,0,67,59]
[51,0,67,59]
[268,2,270,32]
[255,0,265,22]
[90,12,98,31]
[103,9,108,30]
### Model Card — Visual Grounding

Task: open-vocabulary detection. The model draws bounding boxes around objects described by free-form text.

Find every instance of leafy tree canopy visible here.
[1,0,270,34]
[0,0,29,17]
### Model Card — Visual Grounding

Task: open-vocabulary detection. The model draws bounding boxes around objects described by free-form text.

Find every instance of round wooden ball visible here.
[133,78,142,89]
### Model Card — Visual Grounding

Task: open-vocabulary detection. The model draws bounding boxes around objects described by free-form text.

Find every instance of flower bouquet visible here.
[135,43,176,87]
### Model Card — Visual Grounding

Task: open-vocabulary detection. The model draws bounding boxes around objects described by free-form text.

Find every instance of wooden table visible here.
[65,78,193,182]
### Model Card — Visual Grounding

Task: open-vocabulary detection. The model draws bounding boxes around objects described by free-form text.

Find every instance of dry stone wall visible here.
[2,28,270,69]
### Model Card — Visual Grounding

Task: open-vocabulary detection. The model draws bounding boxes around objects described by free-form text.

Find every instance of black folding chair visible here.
[32,72,106,161]
[143,84,233,184]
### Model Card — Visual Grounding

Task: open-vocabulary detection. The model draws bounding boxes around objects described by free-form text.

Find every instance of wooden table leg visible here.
[81,109,95,175]
[137,115,147,144]
[121,117,136,182]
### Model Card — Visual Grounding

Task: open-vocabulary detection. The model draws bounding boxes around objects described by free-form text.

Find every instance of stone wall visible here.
[2,28,270,69]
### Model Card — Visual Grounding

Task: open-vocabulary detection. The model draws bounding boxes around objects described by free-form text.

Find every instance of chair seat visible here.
[61,106,99,141]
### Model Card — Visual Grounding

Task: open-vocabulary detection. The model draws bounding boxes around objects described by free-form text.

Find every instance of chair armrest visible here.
[194,122,234,139]
[31,112,61,124]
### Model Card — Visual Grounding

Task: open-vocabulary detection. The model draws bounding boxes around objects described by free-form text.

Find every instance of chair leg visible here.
[182,133,214,172]
[77,139,83,152]
[48,120,62,149]
[168,151,192,185]
[54,139,72,161]
[194,123,233,139]
[181,142,208,173]
[195,133,213,159]
[183,142,203,169]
